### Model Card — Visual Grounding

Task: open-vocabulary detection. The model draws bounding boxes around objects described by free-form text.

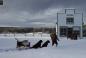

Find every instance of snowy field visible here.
[0,33,86,58]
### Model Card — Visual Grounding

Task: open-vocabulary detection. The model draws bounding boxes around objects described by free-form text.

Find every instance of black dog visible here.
[31,40,43,49]
[42,40,50,47]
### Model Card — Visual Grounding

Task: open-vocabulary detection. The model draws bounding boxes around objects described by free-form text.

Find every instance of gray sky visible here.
[0,0,86,27]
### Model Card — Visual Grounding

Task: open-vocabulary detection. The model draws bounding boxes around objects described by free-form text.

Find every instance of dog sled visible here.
[15,38,50,49]
[15,38,30,49]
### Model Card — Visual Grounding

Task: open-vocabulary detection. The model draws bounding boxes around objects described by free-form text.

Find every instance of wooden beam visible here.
[0,0,3,5]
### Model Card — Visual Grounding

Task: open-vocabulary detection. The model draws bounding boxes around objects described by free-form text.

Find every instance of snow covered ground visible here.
[0,33,86,58]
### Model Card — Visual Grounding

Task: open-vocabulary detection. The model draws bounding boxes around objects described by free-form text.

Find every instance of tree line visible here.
[0,27,56,33]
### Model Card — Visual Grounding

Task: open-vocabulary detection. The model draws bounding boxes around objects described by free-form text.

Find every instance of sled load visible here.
[15,39,30,49]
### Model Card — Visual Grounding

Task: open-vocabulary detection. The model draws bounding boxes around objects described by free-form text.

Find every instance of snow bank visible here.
[0,33,86,58]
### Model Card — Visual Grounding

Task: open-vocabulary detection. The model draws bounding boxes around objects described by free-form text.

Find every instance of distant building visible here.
[57,9,83,39]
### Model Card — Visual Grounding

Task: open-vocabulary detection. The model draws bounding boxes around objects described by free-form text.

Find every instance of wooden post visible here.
[0,0,3,5]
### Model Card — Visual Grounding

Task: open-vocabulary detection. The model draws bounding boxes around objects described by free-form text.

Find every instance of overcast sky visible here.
[0,0,86,27]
